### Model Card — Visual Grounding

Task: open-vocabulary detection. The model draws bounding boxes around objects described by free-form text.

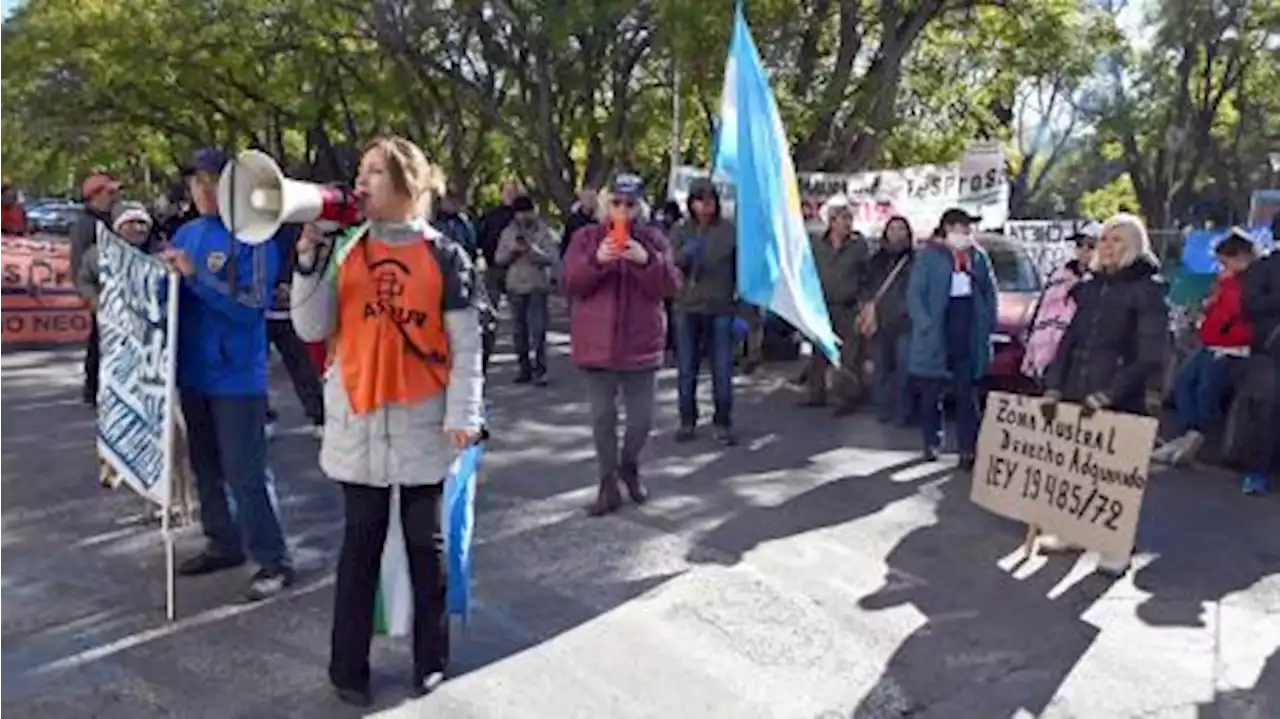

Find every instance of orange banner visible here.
[2,234,92,345]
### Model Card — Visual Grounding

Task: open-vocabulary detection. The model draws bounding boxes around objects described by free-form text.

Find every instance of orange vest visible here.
[334,232,451,415]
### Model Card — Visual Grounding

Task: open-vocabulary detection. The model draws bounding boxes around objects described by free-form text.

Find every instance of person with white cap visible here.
[802,195,870,413]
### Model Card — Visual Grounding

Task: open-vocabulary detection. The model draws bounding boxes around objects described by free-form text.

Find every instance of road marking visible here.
[32,574,336,675]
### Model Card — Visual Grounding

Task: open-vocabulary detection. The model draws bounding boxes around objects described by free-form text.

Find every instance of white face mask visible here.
[945,231,973,249]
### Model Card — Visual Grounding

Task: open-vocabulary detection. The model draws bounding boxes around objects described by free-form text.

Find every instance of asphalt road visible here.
[2,318,1278,718]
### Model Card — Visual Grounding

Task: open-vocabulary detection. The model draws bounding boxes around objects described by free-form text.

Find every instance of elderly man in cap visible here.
[158,147,294,601]
[803,195,871,414]
[70,172,122,404]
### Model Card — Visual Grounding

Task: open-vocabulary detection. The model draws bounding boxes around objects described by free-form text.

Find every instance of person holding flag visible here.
[289,136,485,706]
[711,2,841,380]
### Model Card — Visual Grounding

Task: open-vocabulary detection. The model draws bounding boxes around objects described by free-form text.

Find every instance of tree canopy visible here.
[3,0,1276,222]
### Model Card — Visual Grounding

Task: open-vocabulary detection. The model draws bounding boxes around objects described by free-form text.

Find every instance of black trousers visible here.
[267,319,324,424]
[84,316,100,401]
[330,482,448,690]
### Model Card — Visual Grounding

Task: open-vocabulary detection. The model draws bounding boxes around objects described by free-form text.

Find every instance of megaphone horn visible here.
[217,150,361,245]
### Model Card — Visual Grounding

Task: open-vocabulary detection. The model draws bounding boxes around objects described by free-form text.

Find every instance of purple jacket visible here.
[563,223,681,371]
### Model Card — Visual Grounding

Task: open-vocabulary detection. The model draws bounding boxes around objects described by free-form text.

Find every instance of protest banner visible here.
[668,144,1009,238]
[970,391,1158,558]
[1004,219,1099,277]
[1,235,91,345]
[1248,188,1279,228]
[95,226,180,619]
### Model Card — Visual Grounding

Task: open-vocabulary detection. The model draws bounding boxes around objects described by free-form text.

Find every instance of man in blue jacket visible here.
[158,148,294,601]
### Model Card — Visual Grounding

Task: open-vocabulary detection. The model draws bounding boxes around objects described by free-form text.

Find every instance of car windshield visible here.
[986,244,1042,293]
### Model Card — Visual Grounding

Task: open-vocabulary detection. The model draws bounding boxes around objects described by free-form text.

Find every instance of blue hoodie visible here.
[171,215,279,396]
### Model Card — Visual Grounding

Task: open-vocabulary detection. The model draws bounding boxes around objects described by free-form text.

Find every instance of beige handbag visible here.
[859,255,910,338]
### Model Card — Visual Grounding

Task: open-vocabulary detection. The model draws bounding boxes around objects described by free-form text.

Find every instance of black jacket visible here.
[477,205,515,267]
[70,206,112,277]
[861,245,914,337]
[1044,259,1168,415]
[561,208,595,258]
[1242,252,1280,357]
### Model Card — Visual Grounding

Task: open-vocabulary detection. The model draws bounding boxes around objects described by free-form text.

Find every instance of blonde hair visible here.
[1094,212,1158,272]
[596,190,651,224]
[362,136,446,217]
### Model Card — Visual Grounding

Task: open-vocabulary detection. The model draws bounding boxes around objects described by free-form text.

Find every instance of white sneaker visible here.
[1170,430,1204,466]
[265,420,278,441]
[1096,552,1131,577]
[1150,436,1184,464]
[1037,534,1084,553]
[311,424,325,440]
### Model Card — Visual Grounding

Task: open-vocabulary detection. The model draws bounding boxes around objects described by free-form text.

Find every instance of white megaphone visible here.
[217,149,361,245]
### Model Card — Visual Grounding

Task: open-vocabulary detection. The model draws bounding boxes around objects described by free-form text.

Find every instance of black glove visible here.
[1040,392,1061,426]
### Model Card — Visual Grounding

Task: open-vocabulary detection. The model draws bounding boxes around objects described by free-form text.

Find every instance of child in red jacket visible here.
[1154,232,1257,465]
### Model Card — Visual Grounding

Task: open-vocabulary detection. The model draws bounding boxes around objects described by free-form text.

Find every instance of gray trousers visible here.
[584,368,657,477]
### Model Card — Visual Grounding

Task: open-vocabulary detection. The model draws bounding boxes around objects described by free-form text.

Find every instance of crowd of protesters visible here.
[49,132,1280,706]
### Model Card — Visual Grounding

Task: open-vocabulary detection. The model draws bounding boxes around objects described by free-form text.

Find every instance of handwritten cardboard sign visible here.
[971,391,1159,557]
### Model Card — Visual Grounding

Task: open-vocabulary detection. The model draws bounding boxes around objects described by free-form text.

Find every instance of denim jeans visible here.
[510,291,549,377]
[1172,348,1237,433]
[916,374,981,457]
[180,391,292,572]
[674,312,735,428]
[872,331,913,424]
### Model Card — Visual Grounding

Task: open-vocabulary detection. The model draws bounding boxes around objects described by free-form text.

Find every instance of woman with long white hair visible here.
[1039,212,1169,575]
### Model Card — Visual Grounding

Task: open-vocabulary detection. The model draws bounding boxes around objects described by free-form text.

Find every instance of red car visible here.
[978,233,1043,393]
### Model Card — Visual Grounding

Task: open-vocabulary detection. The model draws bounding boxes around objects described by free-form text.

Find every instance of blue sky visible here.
[2,0,21,20]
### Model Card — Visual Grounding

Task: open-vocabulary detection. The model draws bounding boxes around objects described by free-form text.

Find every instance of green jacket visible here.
[670,218,738,315]
[811,232,869,321]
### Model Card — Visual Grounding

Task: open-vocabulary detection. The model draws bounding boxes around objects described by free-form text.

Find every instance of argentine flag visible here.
[712,4,840,363]
[374,438,486,636]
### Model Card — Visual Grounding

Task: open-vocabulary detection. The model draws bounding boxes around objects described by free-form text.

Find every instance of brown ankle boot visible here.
[618,463,648,504]
[588,474,623,516]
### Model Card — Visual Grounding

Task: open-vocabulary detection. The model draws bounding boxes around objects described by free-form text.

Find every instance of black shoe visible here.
[618,463,648,504]
[922,446,939,462]
[833,404,859,417]
[333,684,372,707]
[245,567,295,601]
[533,373,548,387]
[588,474,623,516]
[177,551,246,576]
[414,671,446,697]
[798,398,826,408]
[957,454,976,471]
[675,426,697,443]
[513,373,533,384]
[714,426,738,447]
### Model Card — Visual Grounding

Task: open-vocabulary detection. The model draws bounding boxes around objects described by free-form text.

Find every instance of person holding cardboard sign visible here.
[1039,212,1168,575]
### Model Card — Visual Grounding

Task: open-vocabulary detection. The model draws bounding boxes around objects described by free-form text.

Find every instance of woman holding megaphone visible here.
[289,136,485,705]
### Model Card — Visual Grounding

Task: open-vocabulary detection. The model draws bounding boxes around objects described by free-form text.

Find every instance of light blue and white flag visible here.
[375,430,486,636]
[712,4,840,363]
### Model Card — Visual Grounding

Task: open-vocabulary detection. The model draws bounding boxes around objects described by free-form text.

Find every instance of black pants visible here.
[84,316,100,401]
[330,482,448,690]
[267,319,324,424]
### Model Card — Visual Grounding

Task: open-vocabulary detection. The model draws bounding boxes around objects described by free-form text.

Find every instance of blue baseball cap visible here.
[610,172,644,202]
[185,147,229,176]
